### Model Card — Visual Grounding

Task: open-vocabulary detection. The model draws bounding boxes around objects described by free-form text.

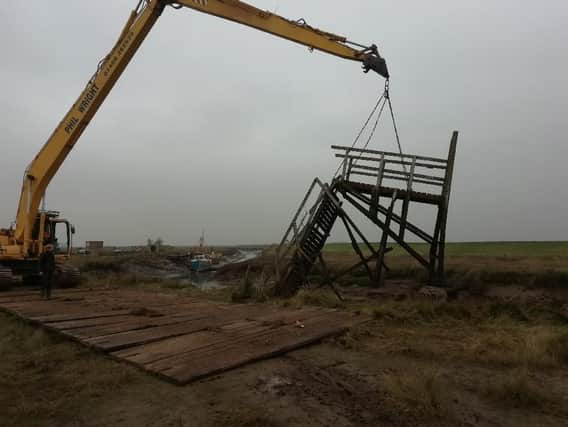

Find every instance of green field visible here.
[324,241,568,257]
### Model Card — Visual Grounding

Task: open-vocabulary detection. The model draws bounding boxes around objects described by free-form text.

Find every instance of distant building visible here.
[86,240,104,254]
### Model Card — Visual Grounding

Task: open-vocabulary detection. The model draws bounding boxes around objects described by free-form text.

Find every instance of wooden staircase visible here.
[274,180,341,297]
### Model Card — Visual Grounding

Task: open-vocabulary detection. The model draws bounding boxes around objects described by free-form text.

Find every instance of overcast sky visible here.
[1,1,567,246]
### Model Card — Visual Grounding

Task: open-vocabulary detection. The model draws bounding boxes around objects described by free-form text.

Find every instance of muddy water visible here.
[181,249,261,289]
[220,249,262,266]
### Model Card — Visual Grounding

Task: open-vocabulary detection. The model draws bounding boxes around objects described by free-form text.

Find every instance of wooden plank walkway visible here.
[0,288,368,384]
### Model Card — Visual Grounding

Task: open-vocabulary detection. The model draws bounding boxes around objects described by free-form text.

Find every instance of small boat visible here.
[190,253,213,272]
[189,230,221,272]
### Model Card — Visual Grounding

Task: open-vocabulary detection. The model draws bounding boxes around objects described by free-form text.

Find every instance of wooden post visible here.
[317,254,344,301]
[375,191,397,287]
[429,209,443,285]
[370,154,385,217]
[436,131,458,285]
[343,183,434,244]
[340,209,378,257]
[342,192,430,269]
[339,213,374,281]
[399,156,416,240]
[342,155,348,180]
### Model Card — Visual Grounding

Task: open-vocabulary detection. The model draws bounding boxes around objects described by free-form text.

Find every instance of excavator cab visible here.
[47,217,75,257]
[0,213,79,290]
[21,212,80,288]
[31,211,74,258]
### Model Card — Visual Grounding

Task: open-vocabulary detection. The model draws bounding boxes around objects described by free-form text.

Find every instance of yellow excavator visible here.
[0,0,389,289]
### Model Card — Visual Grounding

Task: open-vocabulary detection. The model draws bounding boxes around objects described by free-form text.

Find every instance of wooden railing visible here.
[332,145,450,198]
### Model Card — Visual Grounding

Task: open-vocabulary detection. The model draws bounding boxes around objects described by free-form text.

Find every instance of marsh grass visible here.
[318,241,568,292]
[381,367,453,421]
[211,408,280,427]
[483,368,548,409]
[324,241,568,257]
[370,300,477,325]
[282,288,345,310]
[0,313,137,424]
[544,331,568,364]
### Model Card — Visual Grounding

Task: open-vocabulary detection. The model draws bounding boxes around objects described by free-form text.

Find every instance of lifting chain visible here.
[335,79,406,177]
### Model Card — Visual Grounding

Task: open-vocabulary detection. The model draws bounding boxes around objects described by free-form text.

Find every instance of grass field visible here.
[324,241,568,257]
[319,241,568,289]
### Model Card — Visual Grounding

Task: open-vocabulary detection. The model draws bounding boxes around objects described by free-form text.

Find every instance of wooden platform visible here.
[339,180,443,205]
[0,288,368,384]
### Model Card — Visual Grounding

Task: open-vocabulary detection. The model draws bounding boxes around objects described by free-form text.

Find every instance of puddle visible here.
[188,270,223,289]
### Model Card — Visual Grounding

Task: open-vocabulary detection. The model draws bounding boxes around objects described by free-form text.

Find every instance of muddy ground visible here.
[1,250,568,426]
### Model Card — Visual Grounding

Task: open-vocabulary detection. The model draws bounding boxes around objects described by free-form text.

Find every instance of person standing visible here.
[40,244,56,299]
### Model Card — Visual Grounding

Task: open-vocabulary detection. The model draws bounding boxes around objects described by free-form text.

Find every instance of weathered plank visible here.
[86,305,281,352]
[0,288,369,384]
[112,308,328,365]
[145,312,361,384]
[46,302,210,330]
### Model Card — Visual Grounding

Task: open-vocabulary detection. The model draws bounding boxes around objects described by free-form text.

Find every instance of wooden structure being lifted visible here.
[274,131,458,297]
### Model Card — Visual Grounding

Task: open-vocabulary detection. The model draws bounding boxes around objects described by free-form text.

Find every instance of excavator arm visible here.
[13,0,389,255]
[172,0,389,75]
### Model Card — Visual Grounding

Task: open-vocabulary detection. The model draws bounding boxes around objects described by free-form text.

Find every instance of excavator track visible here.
[0,266,15,291]
[54,263,81,288]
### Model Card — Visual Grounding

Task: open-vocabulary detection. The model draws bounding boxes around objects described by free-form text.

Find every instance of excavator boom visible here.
[173,0,389,75]
[11,0,389,257]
